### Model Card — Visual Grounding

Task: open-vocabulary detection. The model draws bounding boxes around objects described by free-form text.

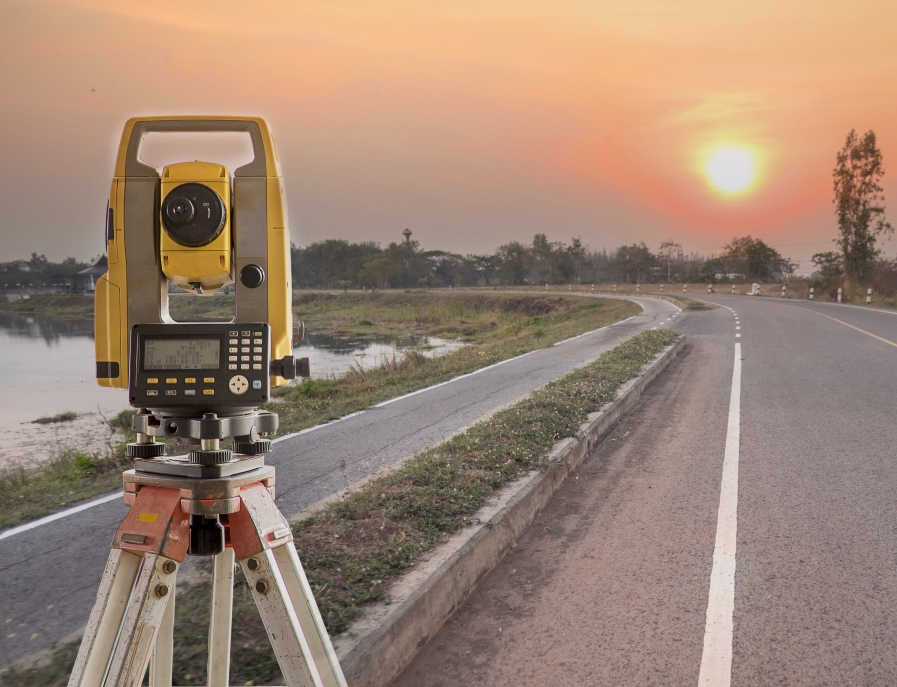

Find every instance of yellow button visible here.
[203,389,215,395]
[184,377,196,384]
[147,378,158,384]
[166,378,177,384]
[203,377,215,383]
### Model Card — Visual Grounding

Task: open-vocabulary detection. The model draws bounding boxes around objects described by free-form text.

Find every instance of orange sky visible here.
[2,0,896,272]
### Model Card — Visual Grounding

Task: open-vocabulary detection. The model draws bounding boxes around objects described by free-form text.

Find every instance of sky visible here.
[2,0,897,274]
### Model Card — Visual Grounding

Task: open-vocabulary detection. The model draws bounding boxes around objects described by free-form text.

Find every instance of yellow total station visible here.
[95,116,293,390]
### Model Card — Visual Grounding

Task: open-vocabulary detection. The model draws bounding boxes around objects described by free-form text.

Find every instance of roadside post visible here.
[782,285,786,298]
[731,285,735,294]
[867,288,873,305]
[838,287,842,303]
[810,287,814,300]
[683,284,687,292]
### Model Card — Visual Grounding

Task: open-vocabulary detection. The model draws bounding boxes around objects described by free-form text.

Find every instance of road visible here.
[0,296,677,668]
[393,295,897,687]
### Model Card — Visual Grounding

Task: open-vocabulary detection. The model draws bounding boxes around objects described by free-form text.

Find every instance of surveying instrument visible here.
[68,117,348,687]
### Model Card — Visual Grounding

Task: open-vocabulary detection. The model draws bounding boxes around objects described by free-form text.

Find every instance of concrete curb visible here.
[334,336,687,687]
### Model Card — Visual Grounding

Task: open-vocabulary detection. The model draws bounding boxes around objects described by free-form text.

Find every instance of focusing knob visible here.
[188,449,232,465]
[233,439,272,455]
[240,264,265,289]
[126,442,167,458]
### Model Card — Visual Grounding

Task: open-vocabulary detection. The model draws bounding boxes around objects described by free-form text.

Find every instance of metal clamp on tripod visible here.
[70,116,344,687]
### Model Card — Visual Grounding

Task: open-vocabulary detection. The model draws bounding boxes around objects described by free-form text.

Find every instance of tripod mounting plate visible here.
[134,454,265,479]
[133,409,278,442]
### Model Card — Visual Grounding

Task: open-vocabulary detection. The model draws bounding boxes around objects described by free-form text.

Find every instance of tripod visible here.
[68,446,348,687]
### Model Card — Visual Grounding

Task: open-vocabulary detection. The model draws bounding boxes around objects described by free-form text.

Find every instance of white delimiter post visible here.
[782,284,786,298]
[683,284,687,292]
[708,284,712,294]
[731,285,735,294]
[660,284,664,292]
[867,288,873,305]
[810,287,814,300]
[838,287,842,303]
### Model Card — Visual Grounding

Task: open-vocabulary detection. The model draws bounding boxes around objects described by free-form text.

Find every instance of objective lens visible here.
[161,183,226,247]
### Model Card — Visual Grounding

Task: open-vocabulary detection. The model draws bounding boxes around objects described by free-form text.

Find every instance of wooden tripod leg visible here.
[103,553,179,687]
[272,543,348,687]
[207,547,235,687]
[149,575,176,687]
[241,549,326,687]
[68,549,142,687]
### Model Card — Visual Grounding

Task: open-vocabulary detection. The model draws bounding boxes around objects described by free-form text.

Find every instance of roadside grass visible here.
[0,410,135,529]
[0,295,638,530]
[3,328,679,687]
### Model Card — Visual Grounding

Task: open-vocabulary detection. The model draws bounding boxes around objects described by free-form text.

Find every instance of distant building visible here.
[76,255,108,292]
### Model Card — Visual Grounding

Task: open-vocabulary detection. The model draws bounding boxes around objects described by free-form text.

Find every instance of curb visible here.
[334,336,686,687]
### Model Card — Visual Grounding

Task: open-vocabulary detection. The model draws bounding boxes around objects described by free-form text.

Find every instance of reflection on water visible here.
[0,313,94,345]
[296,332,465,378]
[0,313,464,465]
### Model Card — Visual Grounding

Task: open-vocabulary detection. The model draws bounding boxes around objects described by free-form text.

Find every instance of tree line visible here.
[0,253,90,291]
[290,234,796,289]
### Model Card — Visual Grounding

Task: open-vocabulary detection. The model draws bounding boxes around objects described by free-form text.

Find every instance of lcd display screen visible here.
[144,338,220,370]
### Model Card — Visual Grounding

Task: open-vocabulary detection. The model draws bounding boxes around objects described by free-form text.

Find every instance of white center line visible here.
[698,342,742,687]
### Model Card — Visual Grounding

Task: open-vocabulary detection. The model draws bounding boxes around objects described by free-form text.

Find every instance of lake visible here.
[0,313,463,469]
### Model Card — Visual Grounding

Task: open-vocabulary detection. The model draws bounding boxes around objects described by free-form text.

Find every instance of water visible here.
[0,314,463,468]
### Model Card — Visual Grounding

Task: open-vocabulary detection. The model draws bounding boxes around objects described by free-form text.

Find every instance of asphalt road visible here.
[0,296,676,668]
[393,295,897,687]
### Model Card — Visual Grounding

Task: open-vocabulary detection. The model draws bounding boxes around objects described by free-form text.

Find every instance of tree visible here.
[833,129,893,282]
[658,241,682,282]
[719,236,794,281]
[495,241,529,285]
[811,251,844,292]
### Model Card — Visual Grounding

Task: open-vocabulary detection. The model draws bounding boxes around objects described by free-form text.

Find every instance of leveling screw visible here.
[255,580,269,595]
[162,561,177,575]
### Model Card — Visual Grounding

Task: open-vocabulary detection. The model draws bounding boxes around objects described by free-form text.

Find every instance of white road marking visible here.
[698,343,742,687]
[735,333,740,338]
[0,491,124,541]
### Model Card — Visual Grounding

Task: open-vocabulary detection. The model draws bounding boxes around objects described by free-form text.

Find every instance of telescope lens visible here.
[161,183,226,247]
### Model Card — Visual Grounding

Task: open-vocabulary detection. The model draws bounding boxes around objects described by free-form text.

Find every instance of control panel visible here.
[129,323,271,409]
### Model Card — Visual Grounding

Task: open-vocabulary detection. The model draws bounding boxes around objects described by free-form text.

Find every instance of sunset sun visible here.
[705,147,756,195]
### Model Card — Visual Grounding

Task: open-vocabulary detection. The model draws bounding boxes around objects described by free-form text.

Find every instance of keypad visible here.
[133,323,269,407]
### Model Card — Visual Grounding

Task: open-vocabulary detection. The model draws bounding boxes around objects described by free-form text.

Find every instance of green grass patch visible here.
[5,328,678,687]
[0,410,135,529]
[0,294,94,320]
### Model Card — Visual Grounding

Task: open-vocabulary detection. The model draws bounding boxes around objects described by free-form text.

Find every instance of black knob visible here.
[126,442,167,458]
[188,449,232,465]
[240,264,265,289]
[189,515,225,556]
[234,439,273,455]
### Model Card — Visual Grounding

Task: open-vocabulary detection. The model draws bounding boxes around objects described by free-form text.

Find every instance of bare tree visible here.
[658,240,682,282]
